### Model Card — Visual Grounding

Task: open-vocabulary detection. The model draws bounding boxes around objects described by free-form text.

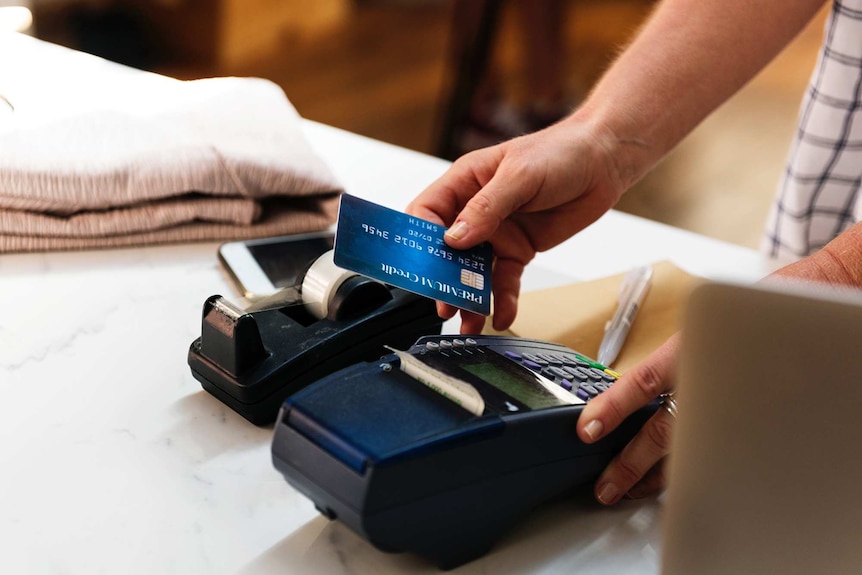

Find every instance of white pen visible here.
[597,265,654,367]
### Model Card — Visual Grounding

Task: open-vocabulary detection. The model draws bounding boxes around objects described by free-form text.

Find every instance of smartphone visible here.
[217,231,335,298]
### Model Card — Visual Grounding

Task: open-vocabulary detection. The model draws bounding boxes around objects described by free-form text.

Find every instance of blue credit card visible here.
[334,194,493,315]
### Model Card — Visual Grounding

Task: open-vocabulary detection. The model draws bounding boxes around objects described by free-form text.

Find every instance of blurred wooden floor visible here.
[37,0,828,250]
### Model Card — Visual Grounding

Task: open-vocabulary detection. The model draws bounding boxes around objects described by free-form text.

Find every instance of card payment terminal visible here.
[271,335,657,569]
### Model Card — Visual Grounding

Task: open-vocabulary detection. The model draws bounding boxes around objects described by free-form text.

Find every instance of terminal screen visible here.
[462,361,568,410]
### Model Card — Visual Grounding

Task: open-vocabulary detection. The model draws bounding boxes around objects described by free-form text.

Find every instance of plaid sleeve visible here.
[763,0,862,260]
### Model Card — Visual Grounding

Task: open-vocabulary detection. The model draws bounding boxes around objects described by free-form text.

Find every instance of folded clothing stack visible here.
[0,74,342,252]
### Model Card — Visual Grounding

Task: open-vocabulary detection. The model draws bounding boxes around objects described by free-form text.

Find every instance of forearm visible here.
[770,222,862,287]
[568,0,827,188]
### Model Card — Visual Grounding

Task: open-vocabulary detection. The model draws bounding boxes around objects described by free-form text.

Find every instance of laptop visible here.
[661,280,862,575]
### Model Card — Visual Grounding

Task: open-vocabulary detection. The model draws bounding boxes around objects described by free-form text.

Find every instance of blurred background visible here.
[9,0,829,250]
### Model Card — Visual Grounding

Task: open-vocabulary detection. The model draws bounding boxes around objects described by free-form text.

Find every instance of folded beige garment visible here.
[0,76,342,252]
[485,261,705,373]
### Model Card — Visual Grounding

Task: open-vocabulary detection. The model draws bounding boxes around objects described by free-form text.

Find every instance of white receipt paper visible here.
[385,347,485,416]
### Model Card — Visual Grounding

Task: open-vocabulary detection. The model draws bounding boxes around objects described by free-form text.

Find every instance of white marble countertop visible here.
[0,33,773,575]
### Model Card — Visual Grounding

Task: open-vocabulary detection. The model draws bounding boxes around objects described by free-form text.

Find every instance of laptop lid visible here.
[662,280,862,575]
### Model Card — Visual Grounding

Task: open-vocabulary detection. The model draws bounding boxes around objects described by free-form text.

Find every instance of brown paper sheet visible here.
[483,261,704,372]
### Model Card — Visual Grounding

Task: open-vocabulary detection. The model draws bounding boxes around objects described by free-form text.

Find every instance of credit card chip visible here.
[460,269,485,290]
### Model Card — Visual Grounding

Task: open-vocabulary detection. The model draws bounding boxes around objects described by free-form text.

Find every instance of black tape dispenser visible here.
[188,250,443,425]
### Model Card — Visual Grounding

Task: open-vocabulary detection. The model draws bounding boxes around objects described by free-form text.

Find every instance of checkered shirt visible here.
[763,0,862,260]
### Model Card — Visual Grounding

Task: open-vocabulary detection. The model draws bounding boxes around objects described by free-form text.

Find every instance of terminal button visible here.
[536,353,563,365]
[586,368,606,382]
[546,366,570,379]
[563,367,589,382]
[522,353,548,366]
[578,383,600,397]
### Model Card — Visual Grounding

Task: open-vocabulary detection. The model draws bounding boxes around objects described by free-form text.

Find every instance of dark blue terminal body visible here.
[271,335,657,569]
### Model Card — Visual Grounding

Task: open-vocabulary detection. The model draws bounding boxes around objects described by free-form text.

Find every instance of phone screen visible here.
[248,234,333,288]
[247,235,335,288]
[219,232,336,297]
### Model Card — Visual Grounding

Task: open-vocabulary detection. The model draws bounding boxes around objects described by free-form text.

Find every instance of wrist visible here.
[562,106,657,192]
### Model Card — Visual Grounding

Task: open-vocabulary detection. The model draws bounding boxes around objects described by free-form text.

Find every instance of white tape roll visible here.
[301,250,356,320]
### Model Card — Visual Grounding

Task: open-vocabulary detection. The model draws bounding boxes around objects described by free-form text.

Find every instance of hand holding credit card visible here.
[334,194,493,315]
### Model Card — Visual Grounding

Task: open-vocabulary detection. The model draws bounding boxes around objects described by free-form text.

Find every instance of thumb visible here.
[578,333,680,443]
[443,176,524,249]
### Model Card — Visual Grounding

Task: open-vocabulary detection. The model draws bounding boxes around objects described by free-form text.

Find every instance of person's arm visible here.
[408,0,827,333]
[574,0,828,190]
[578,220,862,505]
[768,224,862,286]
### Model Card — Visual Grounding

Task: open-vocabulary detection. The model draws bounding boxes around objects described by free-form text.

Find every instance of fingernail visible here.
[445,220,469,241]
[583,419,604,441]
[597,482,620,505]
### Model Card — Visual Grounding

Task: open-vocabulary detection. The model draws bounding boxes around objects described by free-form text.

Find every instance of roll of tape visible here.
[301,250,356,320]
